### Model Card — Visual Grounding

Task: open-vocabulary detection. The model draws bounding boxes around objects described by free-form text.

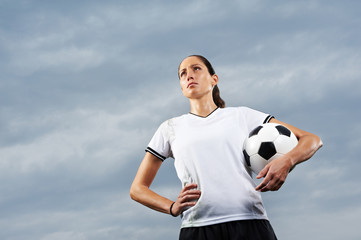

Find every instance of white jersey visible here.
[146,107,273,228]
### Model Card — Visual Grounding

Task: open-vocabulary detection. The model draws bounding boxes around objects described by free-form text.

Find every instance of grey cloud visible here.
[0,0,360,239]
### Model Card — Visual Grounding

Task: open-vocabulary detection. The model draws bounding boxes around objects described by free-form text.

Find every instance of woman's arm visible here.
[130,152,172,214]
[130,152,201,216]
[255,118,323,192]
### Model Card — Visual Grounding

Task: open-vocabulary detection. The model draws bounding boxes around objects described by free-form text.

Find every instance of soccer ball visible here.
[243,123,298,175]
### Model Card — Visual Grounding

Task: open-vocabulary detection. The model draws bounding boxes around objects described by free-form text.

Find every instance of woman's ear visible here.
[211,74,219,86]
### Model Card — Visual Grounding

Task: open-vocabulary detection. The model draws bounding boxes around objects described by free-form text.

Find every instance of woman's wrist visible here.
[170,202,177,217]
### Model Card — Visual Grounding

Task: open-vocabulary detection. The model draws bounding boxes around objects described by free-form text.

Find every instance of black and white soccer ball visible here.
[243,123,298,175]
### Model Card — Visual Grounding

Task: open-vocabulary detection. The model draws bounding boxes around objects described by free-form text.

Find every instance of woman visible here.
[130,55,323,239]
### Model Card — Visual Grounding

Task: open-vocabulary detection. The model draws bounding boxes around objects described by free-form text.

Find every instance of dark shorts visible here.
[179,219,277,240]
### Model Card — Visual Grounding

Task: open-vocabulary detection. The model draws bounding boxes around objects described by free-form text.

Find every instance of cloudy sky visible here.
[1,0,360,239]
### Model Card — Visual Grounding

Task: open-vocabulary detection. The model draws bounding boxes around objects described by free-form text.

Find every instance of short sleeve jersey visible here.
[146,107,273,228]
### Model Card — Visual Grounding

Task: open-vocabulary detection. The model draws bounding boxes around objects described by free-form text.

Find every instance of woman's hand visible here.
[255,155,293,192]
[171,183,201,216]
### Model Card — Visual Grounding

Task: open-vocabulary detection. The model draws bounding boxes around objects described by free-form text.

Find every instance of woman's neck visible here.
[189,99,218,117]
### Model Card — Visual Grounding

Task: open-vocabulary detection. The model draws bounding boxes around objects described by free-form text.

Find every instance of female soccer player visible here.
[130,55,323,239]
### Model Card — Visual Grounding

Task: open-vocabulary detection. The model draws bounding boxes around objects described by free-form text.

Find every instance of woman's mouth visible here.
[187,82,197,88]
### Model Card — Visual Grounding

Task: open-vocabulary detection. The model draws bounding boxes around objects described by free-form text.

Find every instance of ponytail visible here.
[212,85,226,108]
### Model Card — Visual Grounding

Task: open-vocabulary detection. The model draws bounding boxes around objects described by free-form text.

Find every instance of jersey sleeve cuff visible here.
[263,115,274,124]
[145,147,166,161]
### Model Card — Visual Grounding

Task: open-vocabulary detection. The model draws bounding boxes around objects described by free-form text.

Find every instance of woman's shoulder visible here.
[220,106,252,113]
[158,113,187,127]
[220,106,262,120]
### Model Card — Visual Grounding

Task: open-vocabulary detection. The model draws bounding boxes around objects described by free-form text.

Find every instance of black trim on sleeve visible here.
[145,147,166,161]
[263,115,274,124]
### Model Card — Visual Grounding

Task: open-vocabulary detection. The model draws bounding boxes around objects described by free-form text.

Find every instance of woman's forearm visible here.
[288,133,323,167]
[270,118,323,167]
[130,181,173,214]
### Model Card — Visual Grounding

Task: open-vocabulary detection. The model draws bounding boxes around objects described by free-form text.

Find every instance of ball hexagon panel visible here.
[244,135,261,155]
[274,134,298,154]
[268,153,283,162]
[249,155,266,175]
[257,125,279,142]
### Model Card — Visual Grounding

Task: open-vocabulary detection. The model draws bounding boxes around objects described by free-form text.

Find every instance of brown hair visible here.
[179,55,226,108]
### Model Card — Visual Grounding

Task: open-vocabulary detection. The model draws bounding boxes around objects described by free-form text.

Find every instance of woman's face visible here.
[178,56,218,99]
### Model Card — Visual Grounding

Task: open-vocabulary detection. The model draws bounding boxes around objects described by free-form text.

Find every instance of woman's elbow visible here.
[314,134,323,150]
[130,182,147,203]
[129,183,139,201]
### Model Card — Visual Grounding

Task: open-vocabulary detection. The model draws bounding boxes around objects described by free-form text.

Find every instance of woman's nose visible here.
[186,70,194,81]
